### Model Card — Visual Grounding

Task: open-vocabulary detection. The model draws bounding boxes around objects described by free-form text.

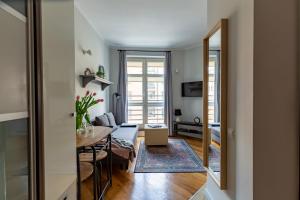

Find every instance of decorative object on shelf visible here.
[96,65,105,78]
[75,91,104,132]
[82,49,92,56]
[193,116,201,124]
[84,68,94,76]
[174,109,182,122]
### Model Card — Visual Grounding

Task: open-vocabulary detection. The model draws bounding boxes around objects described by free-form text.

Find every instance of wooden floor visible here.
[81,135,207,200]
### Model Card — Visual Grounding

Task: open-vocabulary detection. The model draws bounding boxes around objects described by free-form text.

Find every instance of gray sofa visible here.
[93,113,139,169]
[112,125,138,146]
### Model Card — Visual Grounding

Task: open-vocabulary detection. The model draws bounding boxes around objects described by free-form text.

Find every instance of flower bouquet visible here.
[75,91,104,130]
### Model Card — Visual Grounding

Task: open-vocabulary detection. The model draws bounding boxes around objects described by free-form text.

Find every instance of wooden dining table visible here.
[76,126,112,148]
[76,126,113,200]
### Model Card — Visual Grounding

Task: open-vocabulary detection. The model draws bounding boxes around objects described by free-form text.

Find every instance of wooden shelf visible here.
[80,75,113,90]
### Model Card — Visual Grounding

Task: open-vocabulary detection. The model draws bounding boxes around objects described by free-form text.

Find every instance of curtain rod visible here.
[118,49,171,53]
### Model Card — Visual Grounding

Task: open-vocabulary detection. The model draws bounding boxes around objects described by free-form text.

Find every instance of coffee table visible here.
[144,124,169,146]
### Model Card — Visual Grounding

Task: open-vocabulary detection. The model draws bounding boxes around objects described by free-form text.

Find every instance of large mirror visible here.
[203,19,228,189]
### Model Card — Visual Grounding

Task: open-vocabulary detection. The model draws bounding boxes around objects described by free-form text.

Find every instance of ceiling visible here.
[75,0,207,49]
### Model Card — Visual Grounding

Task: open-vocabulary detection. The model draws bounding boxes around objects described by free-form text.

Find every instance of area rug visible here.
[208,144,220,172]
[134,139,206,173]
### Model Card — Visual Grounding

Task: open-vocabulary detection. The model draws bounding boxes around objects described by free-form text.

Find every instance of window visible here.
[208,54,217,124]
[127,56,165,125]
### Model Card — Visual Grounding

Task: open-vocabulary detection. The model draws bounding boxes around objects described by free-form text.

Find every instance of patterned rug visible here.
[134,139,206,173]
[208,144,220,172]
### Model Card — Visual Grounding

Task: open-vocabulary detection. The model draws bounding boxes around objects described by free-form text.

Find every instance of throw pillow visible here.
[95,114,110,126]
[105,112,117,127]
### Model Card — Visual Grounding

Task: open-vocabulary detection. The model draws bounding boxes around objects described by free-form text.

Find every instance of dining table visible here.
[76,126,112,200]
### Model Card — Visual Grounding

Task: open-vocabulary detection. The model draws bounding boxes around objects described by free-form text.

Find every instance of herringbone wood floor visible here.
[81,135,207,200]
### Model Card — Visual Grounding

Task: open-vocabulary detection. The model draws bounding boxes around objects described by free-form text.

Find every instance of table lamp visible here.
[174,109,182,122]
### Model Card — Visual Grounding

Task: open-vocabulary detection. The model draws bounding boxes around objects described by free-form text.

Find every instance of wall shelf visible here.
[80,75,113,90]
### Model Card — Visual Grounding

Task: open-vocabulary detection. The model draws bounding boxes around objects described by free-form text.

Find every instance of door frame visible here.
[27,0,44,199]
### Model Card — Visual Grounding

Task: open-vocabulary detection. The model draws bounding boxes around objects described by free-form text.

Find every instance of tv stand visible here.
[173,121,203,139]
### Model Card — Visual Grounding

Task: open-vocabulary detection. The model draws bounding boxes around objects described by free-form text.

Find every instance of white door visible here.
[41,1,77,199]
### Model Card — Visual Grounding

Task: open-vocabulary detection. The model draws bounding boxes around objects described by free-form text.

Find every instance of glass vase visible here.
[76,113,84,132]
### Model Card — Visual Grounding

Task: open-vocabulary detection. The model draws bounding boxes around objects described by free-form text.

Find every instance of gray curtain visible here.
[116,50,127,124]
[214,51,221,123]
[164,51,174,136]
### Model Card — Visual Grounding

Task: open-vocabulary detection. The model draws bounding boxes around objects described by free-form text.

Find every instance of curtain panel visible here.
[164,51,174,136]
[116,50,128,124]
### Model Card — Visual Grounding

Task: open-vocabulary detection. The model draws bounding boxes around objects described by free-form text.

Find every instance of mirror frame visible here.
[203,19,228,189]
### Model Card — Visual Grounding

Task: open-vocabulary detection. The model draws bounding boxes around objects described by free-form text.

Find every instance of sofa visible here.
[93,113,139,169]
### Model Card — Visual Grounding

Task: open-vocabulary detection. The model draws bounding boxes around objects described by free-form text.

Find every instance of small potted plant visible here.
[75,91,104,133]
[96,65,105,78]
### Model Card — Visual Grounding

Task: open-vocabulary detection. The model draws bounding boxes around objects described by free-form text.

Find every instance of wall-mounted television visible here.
[181,81,202,97]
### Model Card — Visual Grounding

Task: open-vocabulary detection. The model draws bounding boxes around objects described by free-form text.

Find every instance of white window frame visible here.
[208,54,217,124]
[127,56,166,125]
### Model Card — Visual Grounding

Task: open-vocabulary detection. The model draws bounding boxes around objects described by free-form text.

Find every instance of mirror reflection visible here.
[208,29,221,179]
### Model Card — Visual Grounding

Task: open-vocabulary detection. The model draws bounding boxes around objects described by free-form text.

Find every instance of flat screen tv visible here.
[181,81,202,97]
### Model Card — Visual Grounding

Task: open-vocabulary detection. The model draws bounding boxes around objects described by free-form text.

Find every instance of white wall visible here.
[75,6,110,120]
[171,50,184,112]
[205,0,254,199]
[182,46,203,121]
[253,0,299,199]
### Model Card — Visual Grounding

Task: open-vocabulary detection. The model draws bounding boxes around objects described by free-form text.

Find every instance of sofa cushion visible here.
[105,112,117,127]
[95,114,110,126]
[120,123,137,127]
[112,126,138,145]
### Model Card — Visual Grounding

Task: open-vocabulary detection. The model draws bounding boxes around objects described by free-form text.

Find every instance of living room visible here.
[1,0,299,200]
[74,1,207,199]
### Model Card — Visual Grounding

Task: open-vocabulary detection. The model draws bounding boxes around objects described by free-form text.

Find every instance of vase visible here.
[76,113,84,131]
[85,123,94,136]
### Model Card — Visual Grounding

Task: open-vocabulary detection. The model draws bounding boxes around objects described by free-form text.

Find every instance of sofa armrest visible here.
[120,123,138,128]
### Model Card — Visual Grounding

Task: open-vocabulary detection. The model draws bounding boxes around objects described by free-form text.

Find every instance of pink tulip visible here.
[76,96,80,101]
[86,91,90,96]
[93,92,97,96]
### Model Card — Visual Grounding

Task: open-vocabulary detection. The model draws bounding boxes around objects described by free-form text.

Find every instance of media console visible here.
[173,121,203,139]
